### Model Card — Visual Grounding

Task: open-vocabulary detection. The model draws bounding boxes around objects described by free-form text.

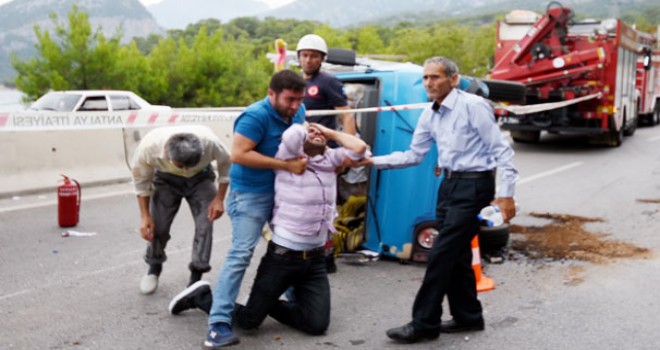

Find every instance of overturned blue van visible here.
[323,48,509,263]
[325,51,442,262]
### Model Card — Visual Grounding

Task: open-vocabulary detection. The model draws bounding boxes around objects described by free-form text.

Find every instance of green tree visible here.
[12,5,124,101]
[11,6,502,108]
[313,25,351,50]
[145,26,270,107]
[387,21,495,77]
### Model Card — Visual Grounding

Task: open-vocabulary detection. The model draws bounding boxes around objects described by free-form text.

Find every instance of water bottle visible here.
[478,205,504,227]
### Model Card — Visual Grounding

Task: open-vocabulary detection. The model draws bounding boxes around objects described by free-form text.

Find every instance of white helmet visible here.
[296,34,328,56]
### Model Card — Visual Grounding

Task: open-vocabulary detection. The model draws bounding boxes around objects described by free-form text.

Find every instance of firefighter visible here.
[297,34,357,139]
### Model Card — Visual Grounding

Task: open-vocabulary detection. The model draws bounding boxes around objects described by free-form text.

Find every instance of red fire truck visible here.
[487,2,657,146]
[636,31,660,126]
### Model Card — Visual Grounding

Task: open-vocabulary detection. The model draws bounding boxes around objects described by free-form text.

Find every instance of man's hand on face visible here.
[309,123,334,139]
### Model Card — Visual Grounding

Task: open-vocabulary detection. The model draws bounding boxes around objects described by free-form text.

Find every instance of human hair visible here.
[166,133,202,168]
[423,56,460,77]
[269,69,306,94]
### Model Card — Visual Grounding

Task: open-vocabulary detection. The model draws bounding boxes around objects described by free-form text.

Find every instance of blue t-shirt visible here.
[229,96,306,193]
[304,72,348,130]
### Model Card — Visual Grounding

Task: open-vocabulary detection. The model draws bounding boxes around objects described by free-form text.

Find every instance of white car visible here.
[29,90,170,112]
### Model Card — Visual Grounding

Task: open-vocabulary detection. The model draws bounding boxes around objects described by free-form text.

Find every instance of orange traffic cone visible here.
[471,236,495,292]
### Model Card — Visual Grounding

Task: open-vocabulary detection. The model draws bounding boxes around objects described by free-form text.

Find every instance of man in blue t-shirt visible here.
[203,69,307,349]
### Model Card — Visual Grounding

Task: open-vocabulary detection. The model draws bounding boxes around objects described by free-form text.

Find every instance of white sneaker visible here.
[140,274,159,294]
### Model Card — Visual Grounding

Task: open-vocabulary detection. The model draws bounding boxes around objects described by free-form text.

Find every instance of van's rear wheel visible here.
[411,221,439,263]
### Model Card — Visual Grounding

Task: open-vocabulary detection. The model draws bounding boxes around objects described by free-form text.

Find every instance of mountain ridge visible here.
[0,0,163,83]
[1,0,657,82]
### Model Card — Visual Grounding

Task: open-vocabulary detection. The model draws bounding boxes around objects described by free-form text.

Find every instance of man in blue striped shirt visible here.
[360,56,518,344]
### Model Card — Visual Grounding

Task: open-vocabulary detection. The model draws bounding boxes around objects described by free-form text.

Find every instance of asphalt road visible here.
[2,126,660,349]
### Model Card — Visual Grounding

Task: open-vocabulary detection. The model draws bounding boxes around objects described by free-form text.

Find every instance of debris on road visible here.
[637,199,660,204]
[508,212,652,264]
[61,230,97,238]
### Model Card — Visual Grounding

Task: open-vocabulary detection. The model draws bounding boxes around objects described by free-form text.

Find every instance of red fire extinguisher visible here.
[58,174,81,228]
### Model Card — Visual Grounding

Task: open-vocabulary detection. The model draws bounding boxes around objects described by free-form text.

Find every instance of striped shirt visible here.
[271,124,366,245]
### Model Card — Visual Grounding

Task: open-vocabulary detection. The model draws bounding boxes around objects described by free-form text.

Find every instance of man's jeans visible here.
[235,243,330,335]
[208,190,274,326]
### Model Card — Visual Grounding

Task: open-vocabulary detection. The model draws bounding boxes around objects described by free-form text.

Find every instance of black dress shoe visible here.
[440,318,485,333]
[386,323,440,343]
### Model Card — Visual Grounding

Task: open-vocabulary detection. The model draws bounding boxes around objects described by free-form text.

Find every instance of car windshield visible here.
[31,93,81,111]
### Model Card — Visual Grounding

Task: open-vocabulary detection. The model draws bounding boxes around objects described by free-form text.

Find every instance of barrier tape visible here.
[0,103,431,132]
[494,93,602,115]
[306,103,432,117]
[0,94,600,132]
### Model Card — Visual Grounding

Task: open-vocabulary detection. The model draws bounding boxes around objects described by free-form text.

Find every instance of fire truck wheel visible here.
[653,104,660,126]
[478,224,510,253]
[481,79,526,104]
[604,116,623,147]
[623,113,637,137]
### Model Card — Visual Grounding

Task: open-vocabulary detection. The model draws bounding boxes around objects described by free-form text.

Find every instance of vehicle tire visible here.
[623,111,637,136]
[411,221,439,263]
[602,116,623,147]
[482,79,526,105]
[326,48,356,66]
[478,224,510,253]
[653,103,660,126]
[510,130,541,143]
[413,221,439,250]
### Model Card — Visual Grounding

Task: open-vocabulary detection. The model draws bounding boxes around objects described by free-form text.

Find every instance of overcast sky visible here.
[0,0,296,8]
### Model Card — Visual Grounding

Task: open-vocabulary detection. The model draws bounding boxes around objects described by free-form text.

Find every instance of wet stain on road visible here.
[636,199,660,204]
[508,213,653,264]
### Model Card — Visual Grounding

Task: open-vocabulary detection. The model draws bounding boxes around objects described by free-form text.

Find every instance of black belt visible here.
[443,169,495,179]
[267,241,325,260]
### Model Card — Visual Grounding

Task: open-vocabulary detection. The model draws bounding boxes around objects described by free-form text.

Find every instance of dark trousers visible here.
[144,168,216,273]
[411,175,494,332]
[235,243,331,335]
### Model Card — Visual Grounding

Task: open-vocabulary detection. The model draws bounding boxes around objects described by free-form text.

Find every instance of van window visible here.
[341,80,380,146]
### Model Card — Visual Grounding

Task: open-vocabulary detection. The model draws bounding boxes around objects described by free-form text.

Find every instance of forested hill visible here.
[1,0,658,83]
[0,0,163,83]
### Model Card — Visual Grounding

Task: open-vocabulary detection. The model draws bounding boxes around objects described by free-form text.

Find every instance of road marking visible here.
[0,189,133,213]
[0,235,233,302]
[0,289,31,301]
[648,135,660,142]
[517,161,584,186]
